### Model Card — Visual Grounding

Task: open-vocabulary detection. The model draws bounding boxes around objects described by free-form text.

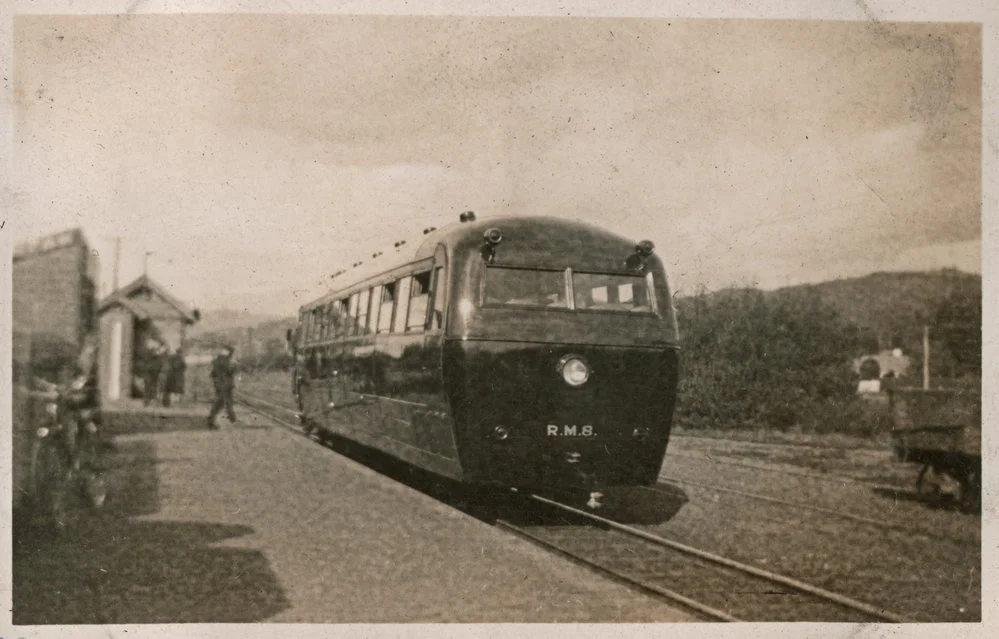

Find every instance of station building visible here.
[97,275,198,403]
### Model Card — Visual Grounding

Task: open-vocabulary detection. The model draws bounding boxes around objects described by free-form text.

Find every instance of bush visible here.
[674,287,862,433]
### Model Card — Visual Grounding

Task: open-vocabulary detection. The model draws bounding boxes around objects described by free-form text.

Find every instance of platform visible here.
[12,407,694,623]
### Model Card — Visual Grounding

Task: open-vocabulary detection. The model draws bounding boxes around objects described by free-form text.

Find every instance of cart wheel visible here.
[957,469,981,512]
[916,464,942,498]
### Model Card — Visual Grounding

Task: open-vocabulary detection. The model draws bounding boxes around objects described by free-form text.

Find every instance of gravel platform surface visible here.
[13,409,694,624]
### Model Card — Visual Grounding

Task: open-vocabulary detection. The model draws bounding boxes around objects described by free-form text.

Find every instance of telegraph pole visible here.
[112,237,122,293]
[922,325,930,390]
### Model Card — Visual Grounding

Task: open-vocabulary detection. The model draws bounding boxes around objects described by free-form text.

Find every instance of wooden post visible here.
[923,325,930,390]
[112,237,121,293]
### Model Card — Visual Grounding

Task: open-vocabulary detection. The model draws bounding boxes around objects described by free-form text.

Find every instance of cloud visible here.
[12,15,981,314]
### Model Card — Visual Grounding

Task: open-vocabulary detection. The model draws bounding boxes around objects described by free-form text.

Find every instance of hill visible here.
[188,308,287,338]
[779,268,980,355]
[188,315,297,366]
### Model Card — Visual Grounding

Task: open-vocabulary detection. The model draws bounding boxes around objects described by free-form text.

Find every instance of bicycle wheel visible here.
[28,436,75,531]
[77,432,108,509]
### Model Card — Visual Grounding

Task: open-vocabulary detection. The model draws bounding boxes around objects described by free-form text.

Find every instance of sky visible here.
[9,11,984,317]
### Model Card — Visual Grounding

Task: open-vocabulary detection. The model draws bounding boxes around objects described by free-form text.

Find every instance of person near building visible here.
[161,347,188,407]
[170,347,187,405]
[207,345,238,428]
[139,339,166,407]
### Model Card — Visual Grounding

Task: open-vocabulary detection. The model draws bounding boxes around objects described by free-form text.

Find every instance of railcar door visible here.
[371,254,461,479]
[338,287,377,435]
[414,254,460,466]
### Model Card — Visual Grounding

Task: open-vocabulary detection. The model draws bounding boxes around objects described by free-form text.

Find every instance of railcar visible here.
[291,213,680,496]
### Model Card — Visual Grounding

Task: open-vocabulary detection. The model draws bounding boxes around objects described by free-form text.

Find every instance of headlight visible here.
[558,355,590,387]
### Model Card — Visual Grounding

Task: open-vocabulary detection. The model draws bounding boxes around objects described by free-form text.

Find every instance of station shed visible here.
[97,275,198,403]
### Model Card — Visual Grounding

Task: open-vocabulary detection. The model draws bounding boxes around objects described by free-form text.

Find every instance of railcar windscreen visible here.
[573,272,654,313]
[485,267,568,308]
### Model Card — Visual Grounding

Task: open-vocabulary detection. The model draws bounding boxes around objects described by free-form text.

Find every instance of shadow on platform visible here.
[12,438,289,624]
[101,402,226,436]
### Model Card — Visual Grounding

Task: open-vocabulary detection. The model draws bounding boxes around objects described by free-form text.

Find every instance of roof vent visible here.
[459,211,476,223]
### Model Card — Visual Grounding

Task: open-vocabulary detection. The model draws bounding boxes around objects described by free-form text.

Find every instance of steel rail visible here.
[652,477,973,546]
[236,396,307,437]
[235,391,299,417]
[670,432,885,453]
[495,519,740,622]
[665,450,899,490]
[528,493,910,623]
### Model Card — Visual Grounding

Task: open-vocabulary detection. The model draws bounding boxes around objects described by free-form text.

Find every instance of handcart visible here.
[890,388,980,509]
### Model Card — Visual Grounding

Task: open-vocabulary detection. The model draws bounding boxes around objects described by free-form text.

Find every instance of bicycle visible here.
[27,376,108,532]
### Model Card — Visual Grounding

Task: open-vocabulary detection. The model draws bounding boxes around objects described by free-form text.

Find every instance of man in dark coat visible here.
[140,339,166,407]
[207,345,238,428]
[162,348,187,407]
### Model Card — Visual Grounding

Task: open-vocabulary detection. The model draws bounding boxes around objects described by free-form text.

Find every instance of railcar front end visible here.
[443,218,680,492]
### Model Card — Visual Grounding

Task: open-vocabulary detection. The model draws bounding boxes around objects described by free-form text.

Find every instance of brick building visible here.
[12,228,99,381]
[12,228,98,510]
[97,275,198,403]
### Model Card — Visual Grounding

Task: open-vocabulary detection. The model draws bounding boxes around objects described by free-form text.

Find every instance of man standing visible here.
[162,348,187,408]
[140,339,165,407]
[207,345,238,428]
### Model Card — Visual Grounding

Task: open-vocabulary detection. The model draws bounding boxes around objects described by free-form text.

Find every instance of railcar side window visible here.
[430,266,446,329]
[369,285,383,333]
[307,348,320,377]
[484,267,568,308]
[572,272,654,313]
[357,288,371,335]
[393,277,412,333]
[348,293,360,336]
[317,305,328,340]
[407,271,432,332]
[326,301,342,339]
[378,282,396,333]
[337,299,350,337]
[309,308,320,342]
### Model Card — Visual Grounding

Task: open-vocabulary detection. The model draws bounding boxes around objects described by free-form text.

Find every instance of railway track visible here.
[236,392,305,437]
[652,478,976,546]
[498,495,909,622]
[665,449,893,488]
[237,390,914,622]
[670,431,885,453]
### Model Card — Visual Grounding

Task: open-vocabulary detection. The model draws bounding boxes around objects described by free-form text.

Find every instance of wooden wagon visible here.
[889,388,981,508]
